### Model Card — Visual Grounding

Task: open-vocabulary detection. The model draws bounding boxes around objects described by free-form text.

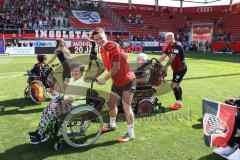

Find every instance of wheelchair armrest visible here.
[75,98,86,101]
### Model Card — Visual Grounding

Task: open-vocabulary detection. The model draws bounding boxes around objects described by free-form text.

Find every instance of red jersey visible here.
[100,41,135,87]
[165,41,187,73]
[31,62,44,76]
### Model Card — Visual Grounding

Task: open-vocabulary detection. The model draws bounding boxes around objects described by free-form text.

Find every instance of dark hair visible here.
[56,39,65,48]
[37,54,47,63]
[92,27,105,36]
[71,63,85,72]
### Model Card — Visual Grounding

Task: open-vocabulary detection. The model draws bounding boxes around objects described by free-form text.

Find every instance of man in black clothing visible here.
[158,32,187,110]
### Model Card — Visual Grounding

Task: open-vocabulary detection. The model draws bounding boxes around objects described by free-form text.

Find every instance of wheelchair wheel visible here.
[137,99,153,117]
[46,77,61,99]
[54,141,63,151]
[24,86,30,100]
[159,105,165,113]
[62,105,103,148]
[29,80,45,104]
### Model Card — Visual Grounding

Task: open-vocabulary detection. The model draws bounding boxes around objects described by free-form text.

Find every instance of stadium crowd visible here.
[122,14,144,27]
[0,0,71,29]
[212,32,240,42]
[70,0,102,10]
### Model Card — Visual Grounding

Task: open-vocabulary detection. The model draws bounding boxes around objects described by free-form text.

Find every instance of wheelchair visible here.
[33,78,105,151]
[24,64,62,104]
[118,58,167,117]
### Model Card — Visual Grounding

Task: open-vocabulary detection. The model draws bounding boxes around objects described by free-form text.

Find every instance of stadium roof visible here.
[103,0,240,7]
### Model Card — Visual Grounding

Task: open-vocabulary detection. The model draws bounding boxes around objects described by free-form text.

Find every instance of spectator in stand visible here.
[0,0,71,29]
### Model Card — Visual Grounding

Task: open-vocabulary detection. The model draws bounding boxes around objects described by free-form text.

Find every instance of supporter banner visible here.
[0,39,4,54]
[35,40,100,54]
[35,30,89,39]
[19,40,71,47]
[72,10,101,24]
[123,41,160,47]
[71,40,91,47]
[121,40,162,53]
[192,25,212,40]
[123,46,143,53]
[35,47,92,54]
[35,40,71,47]
[35,40,56,47]
[35,46,162,54]
[0,30,90,39]
[131,41,143,47]
[231,41,240,52]
[6,47,35,55]
[211,41,240,52]
[143,42,159,47]
[203,99,237,147]
[123,47,162,53]
[0,30,129,39]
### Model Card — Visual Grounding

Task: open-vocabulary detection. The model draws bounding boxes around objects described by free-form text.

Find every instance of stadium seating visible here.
[113,9,188,37]
[220,13,240,35]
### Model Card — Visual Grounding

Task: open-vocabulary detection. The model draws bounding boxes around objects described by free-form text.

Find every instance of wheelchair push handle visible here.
[150,58,160,64]
[85,77,99,90]
[85,77,98,82]
[51,64,60,68]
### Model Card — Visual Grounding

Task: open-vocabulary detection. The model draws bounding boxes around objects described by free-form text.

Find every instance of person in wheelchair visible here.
[28,55,47,81]
[135,53,150,84]
[135,53,166,87]
[28,63,85,144]
[132,53,167,116]
[213,97,240,160]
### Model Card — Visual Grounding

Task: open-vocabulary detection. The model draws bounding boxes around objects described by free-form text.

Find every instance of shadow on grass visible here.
[0,98,43,116]
[0,107,43,116]
[192,118,203,130]
[0,98,35,108]
[0,139,119,160]
[198,153,226,160]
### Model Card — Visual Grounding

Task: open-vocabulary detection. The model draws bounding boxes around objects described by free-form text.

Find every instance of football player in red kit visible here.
[159,32,187,110]
[92,27,136,142]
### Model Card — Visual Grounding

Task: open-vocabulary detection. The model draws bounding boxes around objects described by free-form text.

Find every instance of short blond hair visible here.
[137,53,148,62]
[165,32,175,39]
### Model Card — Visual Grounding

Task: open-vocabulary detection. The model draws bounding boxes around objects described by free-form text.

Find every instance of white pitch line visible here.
[0,72,25,75]
[0,74,24,79]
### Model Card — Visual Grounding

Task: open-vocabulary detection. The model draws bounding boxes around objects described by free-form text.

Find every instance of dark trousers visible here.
[228,111,240,148]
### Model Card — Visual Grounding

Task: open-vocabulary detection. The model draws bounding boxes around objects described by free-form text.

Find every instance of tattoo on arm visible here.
[164,54,176,68]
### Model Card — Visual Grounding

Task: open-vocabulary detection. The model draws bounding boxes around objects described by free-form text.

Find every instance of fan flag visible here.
[202,99,237,147]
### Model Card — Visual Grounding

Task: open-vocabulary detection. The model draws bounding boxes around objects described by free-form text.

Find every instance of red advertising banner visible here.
[192,25,212,40]
[211,41,240,52]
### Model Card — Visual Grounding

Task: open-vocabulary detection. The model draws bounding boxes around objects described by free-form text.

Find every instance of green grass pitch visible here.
[0,52,240,160]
